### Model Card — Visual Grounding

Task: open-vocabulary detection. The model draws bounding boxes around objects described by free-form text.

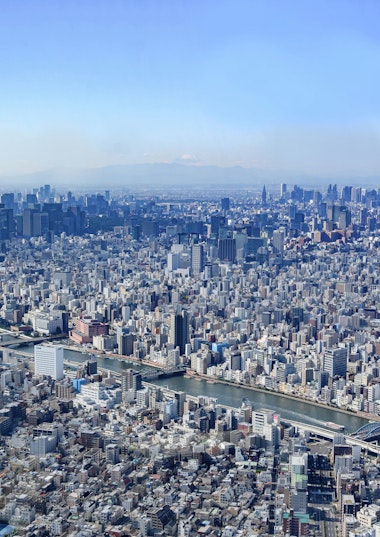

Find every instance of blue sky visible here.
[0,0,379,177]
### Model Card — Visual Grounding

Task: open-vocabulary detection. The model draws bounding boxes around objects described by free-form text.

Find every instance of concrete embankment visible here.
[193,373,378,424]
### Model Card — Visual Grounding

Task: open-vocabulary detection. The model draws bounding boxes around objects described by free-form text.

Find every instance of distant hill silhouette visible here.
[0,162,377,191]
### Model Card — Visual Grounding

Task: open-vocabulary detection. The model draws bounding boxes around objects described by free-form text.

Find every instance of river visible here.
[54,348,368,434]
[154,376,368,434]
[17,344,369,433]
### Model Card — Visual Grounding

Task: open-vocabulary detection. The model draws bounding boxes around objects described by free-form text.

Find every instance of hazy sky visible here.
[0,0,379,177]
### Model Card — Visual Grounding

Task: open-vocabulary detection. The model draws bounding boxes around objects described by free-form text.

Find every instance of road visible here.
[289,419,380,456]
[324,508,338,537]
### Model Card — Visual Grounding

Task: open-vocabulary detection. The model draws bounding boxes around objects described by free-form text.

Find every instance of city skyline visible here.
[1,180,380,535]
[0,0,379,182]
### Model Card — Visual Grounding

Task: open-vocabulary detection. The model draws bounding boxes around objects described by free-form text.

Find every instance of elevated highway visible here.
[288,420,380,456]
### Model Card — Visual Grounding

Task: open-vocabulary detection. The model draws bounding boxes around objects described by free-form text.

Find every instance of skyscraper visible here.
[261,185,267,206]
[191,244,204,274]
[22,208,36,237]
[221,197,230,211]
[169,310,189,355]
[272,229,284,255]
[218,237,236,263]
[210,215,225,235]
[34,344,64,380]
[174,391,186,417]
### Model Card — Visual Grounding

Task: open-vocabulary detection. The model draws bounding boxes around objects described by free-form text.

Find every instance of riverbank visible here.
[192,373,378,424]
[61,343,167,370]
[60,342,378,426]
[36,343,367,433]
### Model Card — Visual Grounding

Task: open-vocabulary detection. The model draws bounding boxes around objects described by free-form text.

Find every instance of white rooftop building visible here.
[34,344,64,380]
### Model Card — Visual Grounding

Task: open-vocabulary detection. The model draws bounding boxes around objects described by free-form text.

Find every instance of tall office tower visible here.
[326,183,338,201]
[313,190,322,207]
[43,184,51,199]
[291,184,304,202]
[117,329,135,356]
[272,229,285,255]
[252,408,280,447]
[22,208,36,237]
[290,452,308,513]
[1,193,15,209]
[34,344,64,380]
[252,408,274,435]
[326,203,334,221]
[318,202,327,218]
[261,185,267,205]
[341,185,352,203]
[360,208,368,226]
[338,208,351,229]
[42,202,64,234]
[121,369,142,391]
[332,205,343,223]
[210,214,225,235]
[351,187,362,203]
[221,197,230,211]
[121,369,142,399]
[167,252,181,271]
[191,244,204,274]
[32,212,49,236]
[0,207,14,240]
[280,183,287,198]
[26,193,38,205]
[169,310,189,355]
[324,347,348,378]
[174,391,186,417]
[131,224,142,241]
[218,237,236,263]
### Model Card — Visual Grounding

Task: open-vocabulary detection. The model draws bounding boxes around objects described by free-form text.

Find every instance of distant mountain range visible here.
[0,162,377,191]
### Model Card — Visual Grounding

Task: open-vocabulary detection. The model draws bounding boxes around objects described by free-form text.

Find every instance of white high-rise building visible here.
[34,344,64,380]
[191,244,204,274]
[324,347,348,378]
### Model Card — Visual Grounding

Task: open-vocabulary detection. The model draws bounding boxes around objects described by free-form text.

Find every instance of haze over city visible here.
[1,0,379,187]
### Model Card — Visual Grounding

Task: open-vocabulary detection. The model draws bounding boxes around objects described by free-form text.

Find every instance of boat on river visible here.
[325,421,345,430]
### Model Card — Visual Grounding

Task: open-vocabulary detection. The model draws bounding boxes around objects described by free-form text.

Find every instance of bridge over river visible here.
[2,335,377,441]
[64,359,185,381]
[288,420,380,456]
